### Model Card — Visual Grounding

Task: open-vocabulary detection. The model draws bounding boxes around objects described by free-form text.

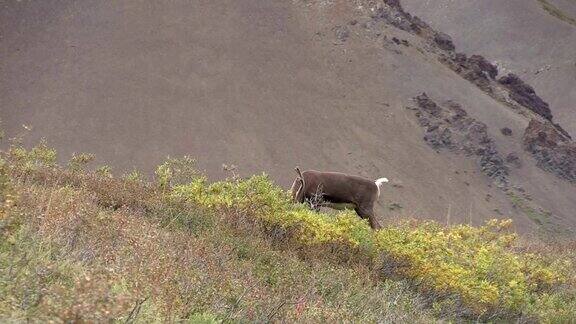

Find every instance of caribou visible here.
[290,167,389,229]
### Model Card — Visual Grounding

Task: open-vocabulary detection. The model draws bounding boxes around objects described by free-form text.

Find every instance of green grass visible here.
[538,0,576,26]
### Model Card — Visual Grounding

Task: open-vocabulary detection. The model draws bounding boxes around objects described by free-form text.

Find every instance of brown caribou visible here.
[290,167,389,229]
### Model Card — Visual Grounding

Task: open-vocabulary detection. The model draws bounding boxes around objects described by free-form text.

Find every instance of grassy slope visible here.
[1,142,575,322]
[0,146,432,323]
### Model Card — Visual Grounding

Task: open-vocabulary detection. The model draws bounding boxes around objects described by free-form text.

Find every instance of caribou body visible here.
[290,167,388,229]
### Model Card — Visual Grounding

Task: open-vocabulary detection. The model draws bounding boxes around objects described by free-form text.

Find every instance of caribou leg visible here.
[356,205,382,230]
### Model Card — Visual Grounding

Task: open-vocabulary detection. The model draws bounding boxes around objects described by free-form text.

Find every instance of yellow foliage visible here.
[3,143,574,321]
[172,175,572,318]
[7,139,57,173]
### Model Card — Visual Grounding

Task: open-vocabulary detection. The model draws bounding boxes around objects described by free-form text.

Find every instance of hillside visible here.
[1,143,575,322]
[0,146,434,322]
[3,0,576,236]
[2,2,576,319]
[403,0,576,134]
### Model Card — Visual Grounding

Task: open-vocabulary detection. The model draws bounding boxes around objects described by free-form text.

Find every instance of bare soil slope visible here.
[2,0,575,234]
[403,0,576,134]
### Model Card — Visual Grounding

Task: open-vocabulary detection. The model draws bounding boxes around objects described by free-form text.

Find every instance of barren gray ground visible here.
[403,0,576,134]
[2,0,575,234]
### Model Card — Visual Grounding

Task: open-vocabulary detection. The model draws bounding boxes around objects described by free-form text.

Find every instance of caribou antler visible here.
[293,166,306,203]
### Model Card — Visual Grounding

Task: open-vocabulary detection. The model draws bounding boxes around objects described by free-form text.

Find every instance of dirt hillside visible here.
[403,0,576,134]
[2,0,575,234]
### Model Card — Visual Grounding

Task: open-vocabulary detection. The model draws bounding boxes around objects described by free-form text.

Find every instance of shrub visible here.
[95,165,113,178]
[123,169,144,183]
[375,220,570,317]
[172,175,374,249]
[172,175,574,320]
[6,139,56,175]
[2,145,574,322]
[155,156,197,190]
[0,156,17,233]
[0,157,10,208]
[1,165,433,323]
[67,153,95,172]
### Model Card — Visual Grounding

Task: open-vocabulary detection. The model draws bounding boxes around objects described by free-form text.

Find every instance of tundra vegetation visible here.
[1,141,575,322]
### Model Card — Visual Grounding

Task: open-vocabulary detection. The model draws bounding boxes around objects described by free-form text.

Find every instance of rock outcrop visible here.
[370,1,576,184]
[499,74,553,120]
[439,53,498,93]
[412,93,509,184]
[524,119,576,182]
[374,1,557,124]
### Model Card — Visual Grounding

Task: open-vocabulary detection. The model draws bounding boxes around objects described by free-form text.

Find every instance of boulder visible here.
[501,127,513,136]
[433,32,455,51]
[468,55,498,79]
[524,119,576,182]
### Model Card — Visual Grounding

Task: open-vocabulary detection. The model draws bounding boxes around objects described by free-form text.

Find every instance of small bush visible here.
[123,169,144,183]
[95,165,113,178]
[172,175,374,250]
[0,156,17,235]
[155,156,197,190]
[375,220,570,317]
[0,157,11,208]
[7,139,56,175]
[67,153,95,172]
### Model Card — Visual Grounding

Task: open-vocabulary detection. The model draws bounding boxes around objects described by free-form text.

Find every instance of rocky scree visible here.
[411,93,509,184]
[524,119,576,182]
[371,0,560,125]
[368,0,576,184]
[440,53,499,93]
